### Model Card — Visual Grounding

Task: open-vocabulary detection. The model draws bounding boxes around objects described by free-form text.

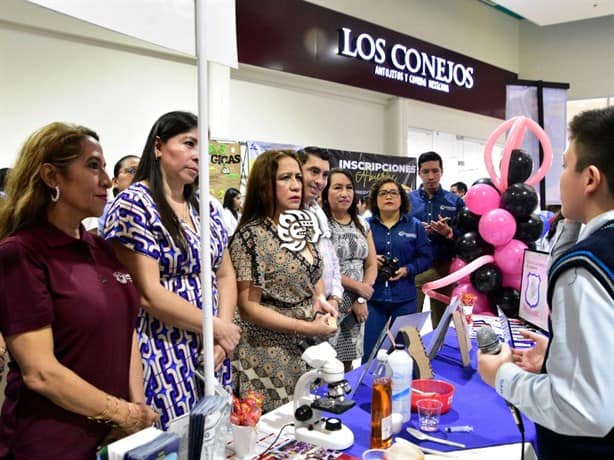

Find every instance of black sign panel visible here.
[236,0,517,118]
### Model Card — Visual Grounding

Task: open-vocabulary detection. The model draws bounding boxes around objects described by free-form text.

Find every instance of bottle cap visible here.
[376,349,389,361]
[394,342,404,350]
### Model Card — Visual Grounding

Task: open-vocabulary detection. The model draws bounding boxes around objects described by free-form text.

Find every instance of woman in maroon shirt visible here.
[0,122,158,459]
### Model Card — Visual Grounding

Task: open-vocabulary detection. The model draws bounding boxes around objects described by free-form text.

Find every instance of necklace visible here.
[332,214,352,225]
[181,201,190,223]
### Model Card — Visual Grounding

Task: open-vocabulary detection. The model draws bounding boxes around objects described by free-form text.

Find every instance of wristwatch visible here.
[357,296,366,304]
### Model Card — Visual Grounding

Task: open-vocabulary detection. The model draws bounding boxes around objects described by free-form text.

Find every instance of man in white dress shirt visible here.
[297,147,343,312]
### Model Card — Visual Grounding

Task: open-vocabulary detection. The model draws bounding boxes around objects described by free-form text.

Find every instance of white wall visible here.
[0,20,198,170]
[519,16,614,100]
[3,0,613,174]
[229,65,388,153]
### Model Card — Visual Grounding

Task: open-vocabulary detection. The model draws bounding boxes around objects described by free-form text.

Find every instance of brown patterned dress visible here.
[229,218,322,413]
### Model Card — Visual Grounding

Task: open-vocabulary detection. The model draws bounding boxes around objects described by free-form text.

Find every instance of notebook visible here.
[124,432,180,460]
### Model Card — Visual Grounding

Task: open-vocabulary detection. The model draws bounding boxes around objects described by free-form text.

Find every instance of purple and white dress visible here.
[103,182,230,428]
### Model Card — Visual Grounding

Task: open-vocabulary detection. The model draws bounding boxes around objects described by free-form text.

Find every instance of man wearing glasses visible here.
[409,151,464,327]
[93,155,140,235]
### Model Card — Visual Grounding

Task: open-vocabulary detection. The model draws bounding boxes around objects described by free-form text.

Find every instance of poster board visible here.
[245,140,417,194]
[398,326,433,379]
[518,249,550,332]
[208,140,242,202]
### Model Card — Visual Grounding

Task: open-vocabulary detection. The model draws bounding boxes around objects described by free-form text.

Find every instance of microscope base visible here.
[295,423,354,450]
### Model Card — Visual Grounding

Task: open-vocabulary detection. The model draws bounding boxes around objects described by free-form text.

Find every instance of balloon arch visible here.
[423,116,554,317]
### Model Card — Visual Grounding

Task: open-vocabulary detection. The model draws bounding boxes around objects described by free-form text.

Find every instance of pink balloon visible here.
[494,239,527,275]
[464,184,500,216]
[451,283,493,315]
[450,257,470,284]
[478,208,517,247]
[422,255,495,305]
[483,116,554,193]
[502,272,522,291]
[484,117,520,192]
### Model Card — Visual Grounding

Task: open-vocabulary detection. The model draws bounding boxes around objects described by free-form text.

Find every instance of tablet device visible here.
[518,249,550,333]
[498,305,547,349]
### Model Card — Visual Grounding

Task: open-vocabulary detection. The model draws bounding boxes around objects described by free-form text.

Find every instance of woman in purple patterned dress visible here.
[103,111,240,428]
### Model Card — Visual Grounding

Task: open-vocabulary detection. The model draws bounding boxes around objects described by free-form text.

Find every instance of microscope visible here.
[293,342,356,450]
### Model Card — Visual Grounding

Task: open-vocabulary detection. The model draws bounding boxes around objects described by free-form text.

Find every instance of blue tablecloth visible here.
[338,329,536,457]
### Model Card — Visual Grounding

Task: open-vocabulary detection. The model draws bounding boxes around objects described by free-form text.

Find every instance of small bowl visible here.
[411,378,455,414]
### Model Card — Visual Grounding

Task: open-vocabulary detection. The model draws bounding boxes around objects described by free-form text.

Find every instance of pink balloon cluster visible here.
[422,116,553,313]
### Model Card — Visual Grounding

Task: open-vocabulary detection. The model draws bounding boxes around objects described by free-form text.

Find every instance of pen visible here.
[444,425,474,433]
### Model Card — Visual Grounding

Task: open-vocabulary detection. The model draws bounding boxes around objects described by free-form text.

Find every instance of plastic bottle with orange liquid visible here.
[370,350,392,449]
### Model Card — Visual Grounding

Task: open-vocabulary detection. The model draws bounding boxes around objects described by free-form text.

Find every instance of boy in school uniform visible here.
[478,106,614,459]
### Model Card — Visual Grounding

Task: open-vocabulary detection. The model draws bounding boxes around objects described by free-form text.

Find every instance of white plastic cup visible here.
[463,305,473,325]
[231,423,257,458]
[417,398,443,432]
[362,448,388,460]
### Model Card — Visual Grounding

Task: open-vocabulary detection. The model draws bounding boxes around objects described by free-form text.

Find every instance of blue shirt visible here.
[409,186,464,263]
[368,213,432,303]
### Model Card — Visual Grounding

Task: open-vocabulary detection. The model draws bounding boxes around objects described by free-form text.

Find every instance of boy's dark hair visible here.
[569,106,614,196]
[451,181,467,194]
[297,146,330,164]
[418,151,443,170]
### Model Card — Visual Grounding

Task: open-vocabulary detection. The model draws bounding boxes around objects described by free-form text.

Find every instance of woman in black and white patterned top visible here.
[323,169,377,371]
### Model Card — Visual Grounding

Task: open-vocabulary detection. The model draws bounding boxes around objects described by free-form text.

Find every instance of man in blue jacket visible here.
[410,151,464,327]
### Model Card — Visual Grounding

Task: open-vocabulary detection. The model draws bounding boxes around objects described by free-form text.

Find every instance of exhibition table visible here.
[258,328,537,459]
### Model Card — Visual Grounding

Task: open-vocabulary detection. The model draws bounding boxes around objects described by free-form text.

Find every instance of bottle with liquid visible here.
[388,342,413,423]
[370,350,392,449]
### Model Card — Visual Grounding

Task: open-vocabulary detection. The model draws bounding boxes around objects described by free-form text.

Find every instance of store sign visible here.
[338,27,474,93]
[236,0,516,118]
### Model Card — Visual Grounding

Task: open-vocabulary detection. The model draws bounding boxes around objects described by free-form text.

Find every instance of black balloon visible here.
[526,241,538,251]
[493,287,521,318]
[472,177,497,189]
[470,263,502,294]
[508,149,533,185]
[514,213,544,243]
[501,183,538,220]
[456,207,480,233]
[456,232,493,263]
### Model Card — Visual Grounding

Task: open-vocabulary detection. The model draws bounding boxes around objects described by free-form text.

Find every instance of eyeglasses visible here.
[121,167,137,176]
[378,189,400,197]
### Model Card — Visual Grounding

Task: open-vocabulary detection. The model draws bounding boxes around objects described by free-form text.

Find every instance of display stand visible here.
[451,309,472,367]
[426,297,459,360]
[397,326,433,379]
[426,296,472,367]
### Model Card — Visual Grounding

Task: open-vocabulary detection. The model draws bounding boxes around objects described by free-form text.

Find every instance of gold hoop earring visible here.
[50,186,60,202]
